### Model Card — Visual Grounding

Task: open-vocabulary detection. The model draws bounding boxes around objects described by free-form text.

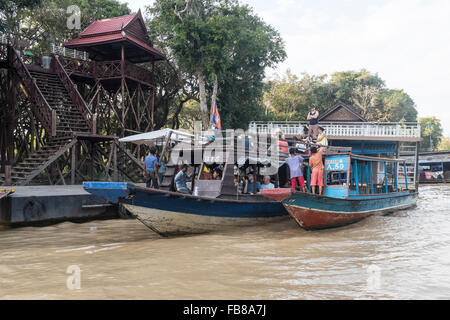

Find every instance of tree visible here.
[438,137,450,151]
[264,69,418,123]
[419,117,443,151]
[148,0,286,129]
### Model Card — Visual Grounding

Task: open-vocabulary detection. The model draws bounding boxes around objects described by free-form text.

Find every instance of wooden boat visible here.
[283,152,418,230]
[84,181,288,236]
[83,129,291,236]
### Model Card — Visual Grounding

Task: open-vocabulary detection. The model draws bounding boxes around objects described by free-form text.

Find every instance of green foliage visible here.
[148,0,286,129]
[264,69,418,123]
[419,117,443,151]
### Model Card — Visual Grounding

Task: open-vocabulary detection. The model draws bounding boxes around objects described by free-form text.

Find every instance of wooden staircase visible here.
[28,70,90,134]
[0,46,93,186]
[0,136,77,186]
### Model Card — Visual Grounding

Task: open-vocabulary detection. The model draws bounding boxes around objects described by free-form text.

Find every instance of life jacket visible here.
[279,140,289,153]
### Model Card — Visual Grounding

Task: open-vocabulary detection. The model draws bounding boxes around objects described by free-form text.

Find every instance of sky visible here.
[123,0,450,136]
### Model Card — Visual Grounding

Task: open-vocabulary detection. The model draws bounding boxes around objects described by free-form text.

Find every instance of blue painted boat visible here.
[283,152,418,230]
[83,181,288,236]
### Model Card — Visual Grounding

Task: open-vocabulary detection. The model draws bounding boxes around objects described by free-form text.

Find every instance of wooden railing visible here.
[124,62,152,85]
[96,60,122,79]
[52,54,96,134]
[53,55,153,85]
[58,55,94,77]
[249,121,421,139]
[8,45,56,136]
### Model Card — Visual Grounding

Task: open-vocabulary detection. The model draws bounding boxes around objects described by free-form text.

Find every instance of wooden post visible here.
[121,44,125,137]
[354,159,359,194]
[384,161,388,193]
[71,142,76,185]
[369,161,374,194]
[5,165,11,186]
[151,61,155,129]
[404,161,409,190]
[394,162,398,192]
[113,141,118,181]
[51,109,57,136]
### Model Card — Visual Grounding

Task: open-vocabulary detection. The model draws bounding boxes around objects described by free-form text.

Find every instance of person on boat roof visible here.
[175,164,191,194]
[309,146,324,195]
[285,148,306,192]
[307,104,320,139]
[144,146,159,189]
[259,176,275,190]
[244,172,260,194]
[316,127,328,146]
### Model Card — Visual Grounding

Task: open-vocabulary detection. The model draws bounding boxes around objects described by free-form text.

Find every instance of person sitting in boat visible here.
[309,146,324,195]
[316,127,328,146]
[244,172,260,194]
[144,146,159,189]
[285,148,306,192]
[234,175,244,193]
[174,164,191,194]
[213,169,222,180]
[259,175,275,190]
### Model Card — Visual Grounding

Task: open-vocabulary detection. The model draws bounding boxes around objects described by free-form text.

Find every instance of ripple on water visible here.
[0,185,450,299]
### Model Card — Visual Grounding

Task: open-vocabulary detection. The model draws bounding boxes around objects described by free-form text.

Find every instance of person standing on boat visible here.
[285,148,306,192]
[307,105,320,139]
[309,146,324,195]
[175,164,191,194]
[144,146,160,189]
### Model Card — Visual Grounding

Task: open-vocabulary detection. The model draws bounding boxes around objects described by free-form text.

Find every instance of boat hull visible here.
[283,191,418,230]
[122,188,288,235]
[83,182,288,236]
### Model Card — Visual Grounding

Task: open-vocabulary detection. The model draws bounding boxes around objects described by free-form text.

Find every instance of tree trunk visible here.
[210,74,218,117]
[198,71,208,129]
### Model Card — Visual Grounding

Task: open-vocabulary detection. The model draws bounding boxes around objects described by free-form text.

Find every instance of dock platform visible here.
[0,185,119,226]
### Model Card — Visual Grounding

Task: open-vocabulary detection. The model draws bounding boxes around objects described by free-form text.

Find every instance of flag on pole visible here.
[210,97,222,130]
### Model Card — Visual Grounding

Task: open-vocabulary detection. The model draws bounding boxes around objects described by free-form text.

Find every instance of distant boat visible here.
[283,152,418,230]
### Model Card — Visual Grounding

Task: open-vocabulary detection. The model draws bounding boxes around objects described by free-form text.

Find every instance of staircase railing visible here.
[52,54,97,134]
[8,45,57,136]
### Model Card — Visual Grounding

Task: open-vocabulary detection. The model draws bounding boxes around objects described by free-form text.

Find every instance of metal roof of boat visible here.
[119,128,193,145]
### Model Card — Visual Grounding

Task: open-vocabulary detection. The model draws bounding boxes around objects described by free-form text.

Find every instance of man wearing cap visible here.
[307,105,320,140]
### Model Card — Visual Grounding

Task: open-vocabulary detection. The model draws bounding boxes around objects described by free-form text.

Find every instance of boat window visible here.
[327,171,348,186]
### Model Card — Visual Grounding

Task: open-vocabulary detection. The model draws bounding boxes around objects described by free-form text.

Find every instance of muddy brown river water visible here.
[0,185,449,299]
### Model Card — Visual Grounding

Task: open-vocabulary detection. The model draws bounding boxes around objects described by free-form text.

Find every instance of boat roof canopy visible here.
[350,154,407,163]
[119,128,193,145]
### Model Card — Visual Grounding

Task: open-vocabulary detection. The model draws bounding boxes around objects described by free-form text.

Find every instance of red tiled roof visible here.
[125,34,165,59]
[64,32,165,60]
[79,14,135,37]
[65,33,123,47]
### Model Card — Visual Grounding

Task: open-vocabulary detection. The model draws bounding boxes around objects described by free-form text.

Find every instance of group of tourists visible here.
[233,172,275,195]
[143,104,327,195]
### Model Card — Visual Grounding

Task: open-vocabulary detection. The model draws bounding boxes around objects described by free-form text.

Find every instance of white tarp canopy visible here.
[119,128,194,146]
